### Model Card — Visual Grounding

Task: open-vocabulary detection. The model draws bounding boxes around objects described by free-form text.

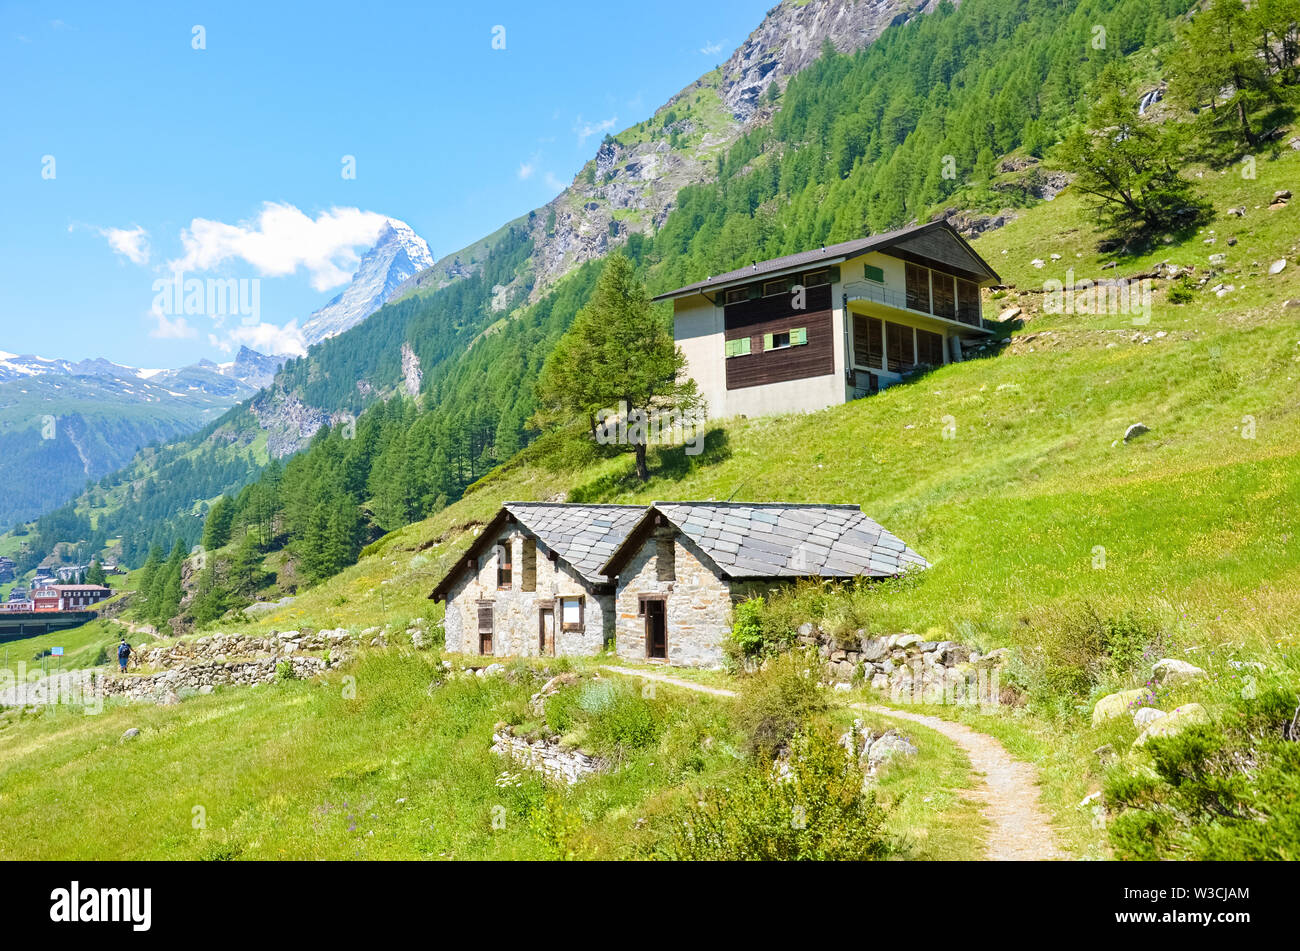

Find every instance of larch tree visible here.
[535,253,700,481]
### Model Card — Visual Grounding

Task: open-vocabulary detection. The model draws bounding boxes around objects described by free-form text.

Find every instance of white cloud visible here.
[700,41,723,56]
[211,321,306,357]
[99,225,150,265]
[149,311,196,339]
[168,202,390,292]
[517,159,536,180]
[574,115,618,146]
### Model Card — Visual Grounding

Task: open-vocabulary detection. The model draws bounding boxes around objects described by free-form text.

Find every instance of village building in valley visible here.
[657,219,1001,420]
[431,501,928,667]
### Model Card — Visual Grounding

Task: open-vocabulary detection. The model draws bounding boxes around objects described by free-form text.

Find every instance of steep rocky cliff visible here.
[515,0,950,296]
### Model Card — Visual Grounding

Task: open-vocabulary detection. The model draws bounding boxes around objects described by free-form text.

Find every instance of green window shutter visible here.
[724,339,738,357]
[738,335,751,355]
[763,333,774,351]
[829,265,841,283]
[790,327,807,346]
[864,264,885,284]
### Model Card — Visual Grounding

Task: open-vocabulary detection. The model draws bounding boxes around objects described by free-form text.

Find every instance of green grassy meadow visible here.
[1,137,1297,861]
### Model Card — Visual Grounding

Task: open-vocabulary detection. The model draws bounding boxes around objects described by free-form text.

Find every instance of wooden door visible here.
[477,603,494,655]
[645,598,667,660]
[539,606,556,656]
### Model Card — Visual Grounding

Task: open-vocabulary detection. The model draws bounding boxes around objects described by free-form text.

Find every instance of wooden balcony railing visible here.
[843,280,984,329]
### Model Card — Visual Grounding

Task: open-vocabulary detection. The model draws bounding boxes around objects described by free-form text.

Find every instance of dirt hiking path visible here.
[601,665,1068,860]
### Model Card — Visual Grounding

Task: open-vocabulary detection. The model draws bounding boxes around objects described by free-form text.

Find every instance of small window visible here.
[764,331,789,351]
[656,535,676,582]
[496,543,512,589]
[864,264,885,284]
[790,327,807,346]
[521,538,537,592]
[763,278,792,297]
[803,268,831,287]
[724,336,752,358]
[724,287,748,305]
[560,596,584,631]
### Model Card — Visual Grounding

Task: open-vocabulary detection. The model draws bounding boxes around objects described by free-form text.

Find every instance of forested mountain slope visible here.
[2,0,1190,580]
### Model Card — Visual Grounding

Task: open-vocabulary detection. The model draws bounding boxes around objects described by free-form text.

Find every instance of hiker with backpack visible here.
[117,638,131,673]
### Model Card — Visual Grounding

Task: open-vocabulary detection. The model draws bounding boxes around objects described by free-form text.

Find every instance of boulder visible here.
[120,727,140,741]
[1133,707,1166,728]
[1123,422,1149,442]
[861,637,889,662]
[937,642,971,665]
[1152,658,1206,686]
[865,731,919,773]
[1092,688,1149,726]
[894,633,923,650]
[1133,703,1209,747]
[1269,258,1287,275]
[973,647,1009,669]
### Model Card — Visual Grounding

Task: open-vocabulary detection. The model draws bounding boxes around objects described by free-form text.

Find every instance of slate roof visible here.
[428,502,644,600]
[502,503,645,585]
[602,502,929,580]
[651,220,999,301]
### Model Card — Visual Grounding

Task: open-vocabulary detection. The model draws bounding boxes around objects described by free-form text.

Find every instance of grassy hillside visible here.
[7,138,1282,859]
[3,0,1298,860]
[0,653,983,860]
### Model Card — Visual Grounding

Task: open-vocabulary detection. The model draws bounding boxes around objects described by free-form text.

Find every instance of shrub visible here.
[728,598,766,658]
[275,660,297,682]
[652,727,894,860]
[1167,275,1196,304]
[735,651,827,758]
[544,687,582,735]
[1105,685,1300,860]
[1009,602,1166,715]
[583,684,660,758]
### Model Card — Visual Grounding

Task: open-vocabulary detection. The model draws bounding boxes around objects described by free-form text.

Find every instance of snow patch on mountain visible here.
[297,219,434,345]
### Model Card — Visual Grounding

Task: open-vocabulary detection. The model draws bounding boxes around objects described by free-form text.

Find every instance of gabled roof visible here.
[601,502,929,580]
[428,502,644,601]
[651,219,1000,301]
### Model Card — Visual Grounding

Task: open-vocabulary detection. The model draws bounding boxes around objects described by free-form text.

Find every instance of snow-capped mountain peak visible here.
[297,218,434,346]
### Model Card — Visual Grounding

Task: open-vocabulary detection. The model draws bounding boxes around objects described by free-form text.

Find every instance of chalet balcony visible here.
[842,279,987,332]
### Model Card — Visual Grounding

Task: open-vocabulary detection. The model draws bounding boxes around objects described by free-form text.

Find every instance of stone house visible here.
[599,502,929,667]
[430,503,644,657]
[657,219,1002,420]
[431,500,929,667]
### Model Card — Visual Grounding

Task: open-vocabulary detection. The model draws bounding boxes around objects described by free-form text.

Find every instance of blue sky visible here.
[0,0,768,367]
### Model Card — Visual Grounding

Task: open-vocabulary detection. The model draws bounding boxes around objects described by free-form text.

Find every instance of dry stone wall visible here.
[800,623,1008,704]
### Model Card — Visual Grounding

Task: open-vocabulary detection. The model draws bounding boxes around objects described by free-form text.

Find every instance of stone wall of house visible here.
[443,526,609,658]
[613,529,737,667]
